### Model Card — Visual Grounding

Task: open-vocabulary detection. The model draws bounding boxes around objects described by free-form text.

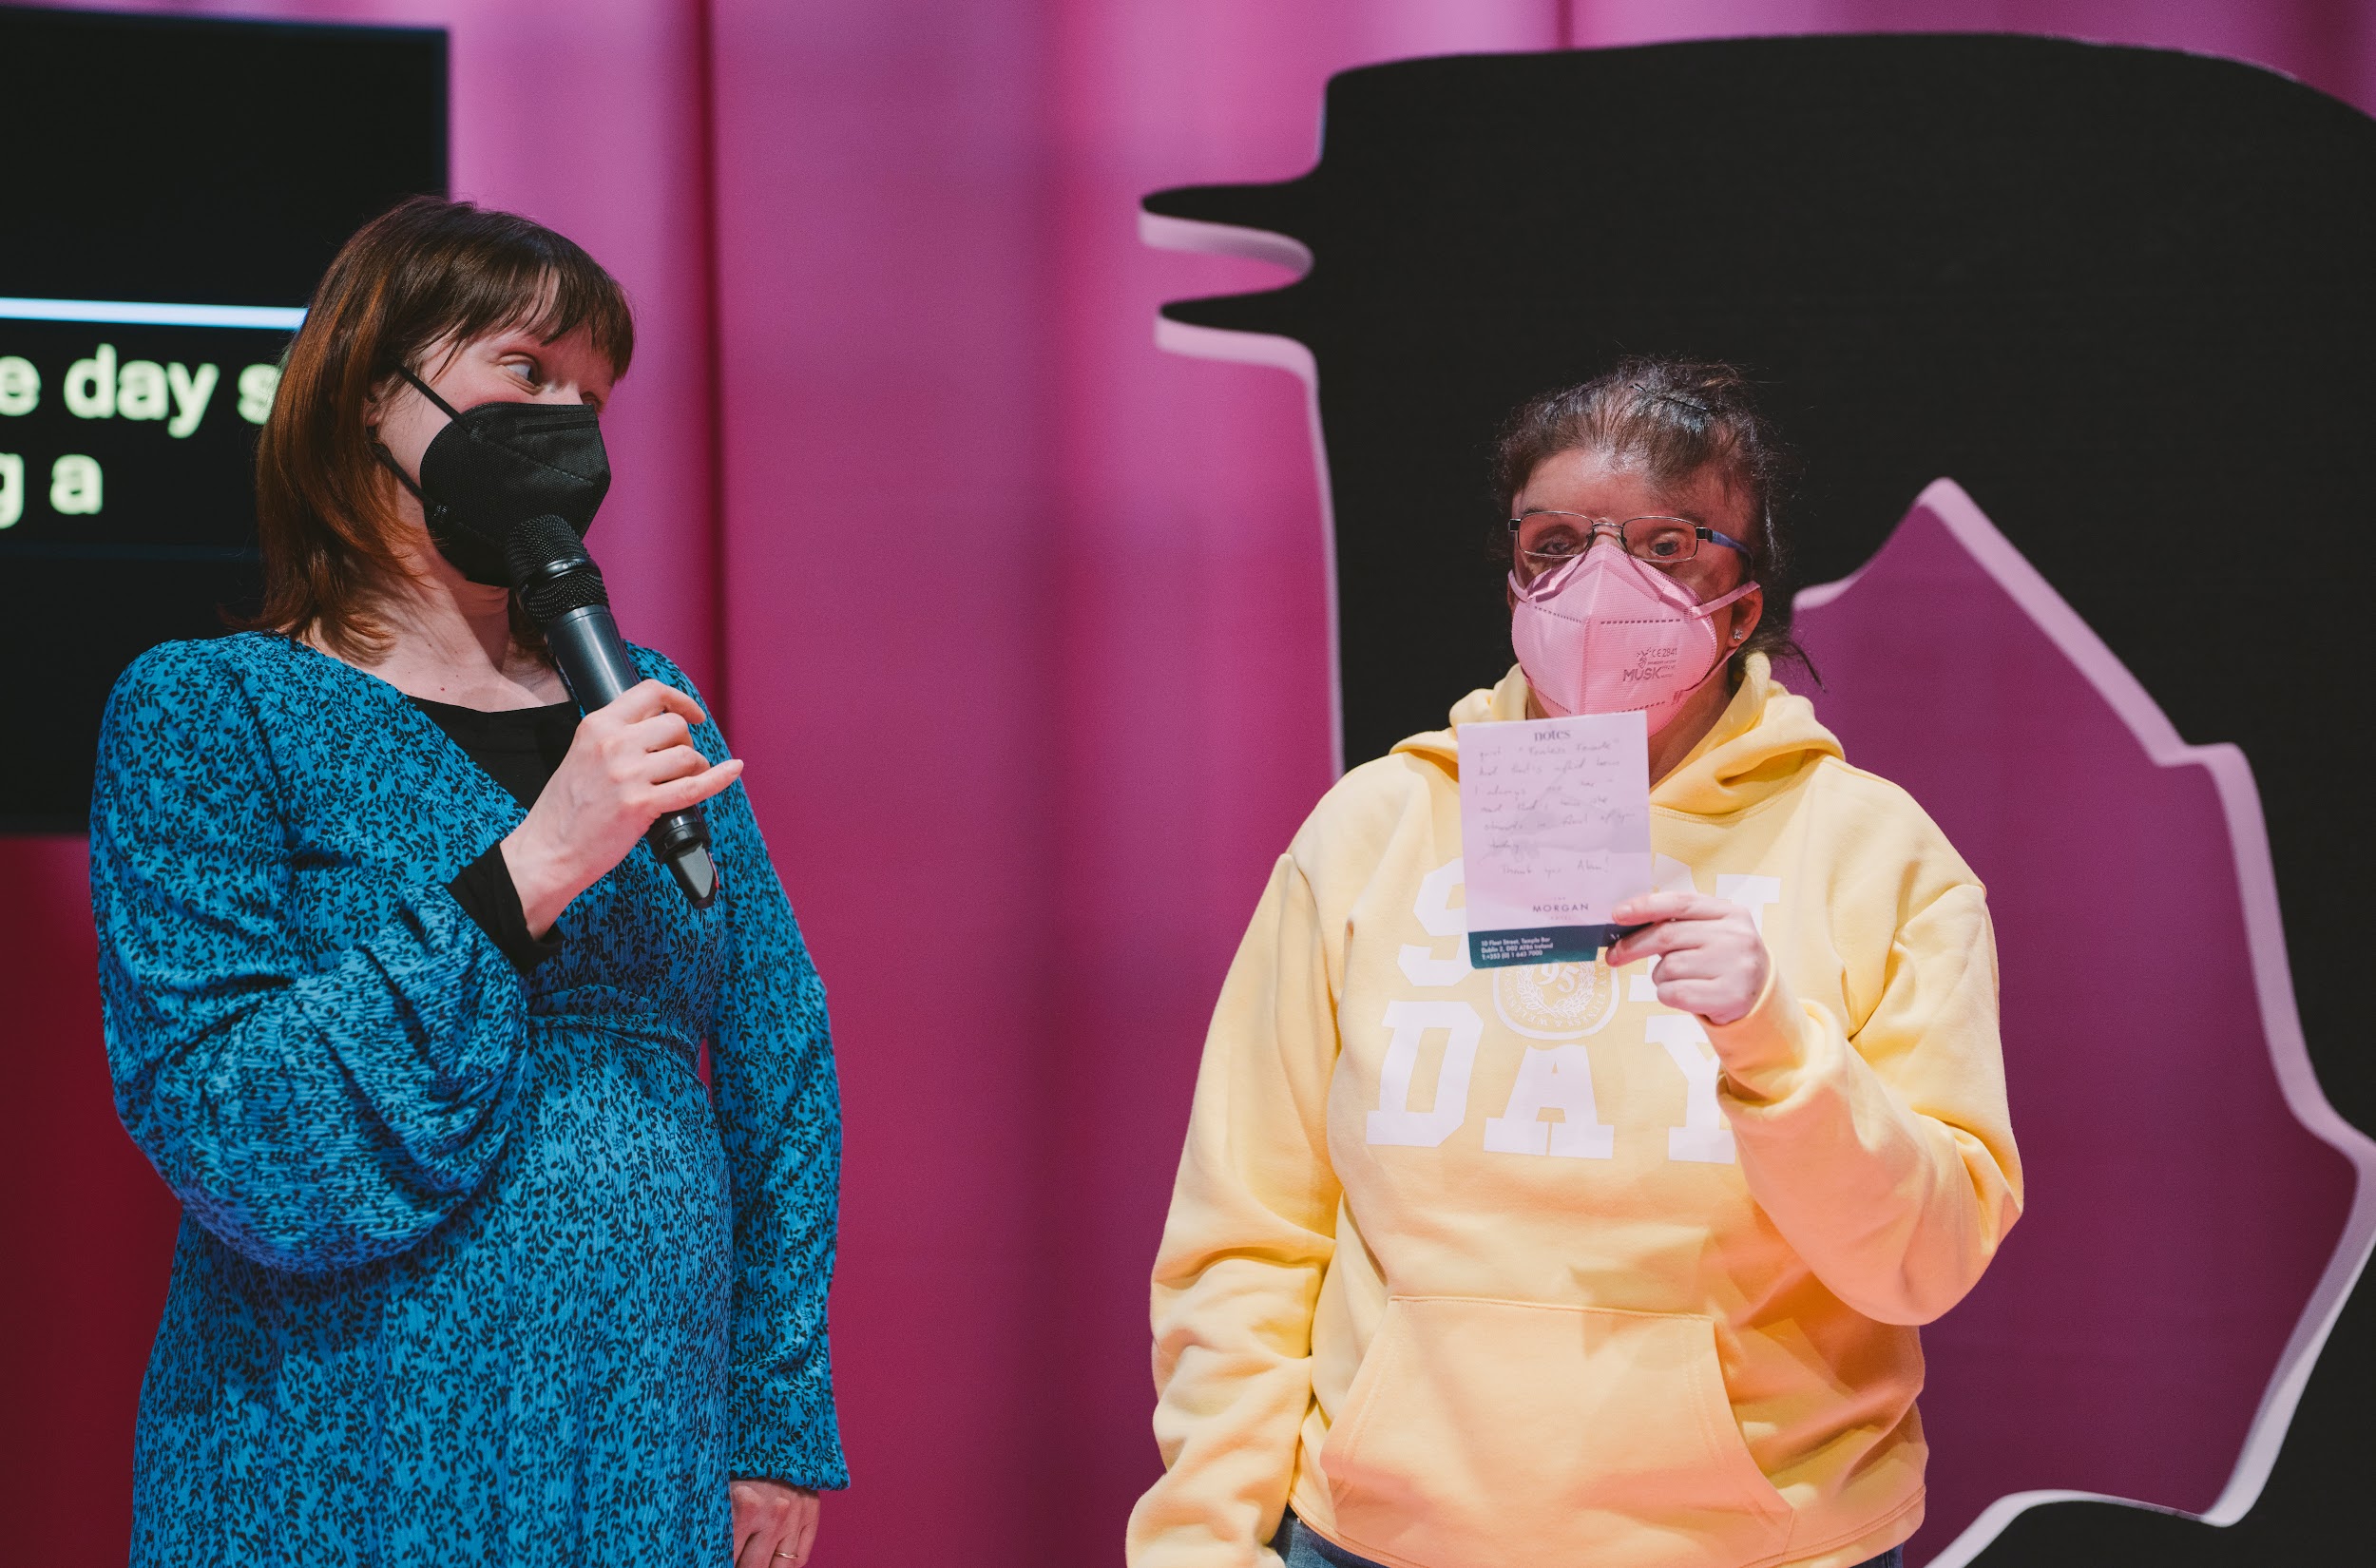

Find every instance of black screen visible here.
[0,6,446,831]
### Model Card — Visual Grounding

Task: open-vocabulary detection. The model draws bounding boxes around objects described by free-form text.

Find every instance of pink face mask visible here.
[1508,545,1759,734]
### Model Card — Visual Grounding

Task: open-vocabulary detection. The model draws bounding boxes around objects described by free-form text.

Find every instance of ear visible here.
[1727,583,1764,646]
[362,372,398,434]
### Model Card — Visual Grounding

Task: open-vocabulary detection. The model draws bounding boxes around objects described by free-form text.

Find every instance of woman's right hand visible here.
[500,679,743,935]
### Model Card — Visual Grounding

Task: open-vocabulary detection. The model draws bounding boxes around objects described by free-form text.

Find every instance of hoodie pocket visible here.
[1322,1296,1792,1568]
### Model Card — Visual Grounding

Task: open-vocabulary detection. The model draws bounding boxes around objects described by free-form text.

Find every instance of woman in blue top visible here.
[87,198,842,1567]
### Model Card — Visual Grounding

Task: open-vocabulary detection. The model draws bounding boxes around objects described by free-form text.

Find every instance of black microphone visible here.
[505,513,718,908]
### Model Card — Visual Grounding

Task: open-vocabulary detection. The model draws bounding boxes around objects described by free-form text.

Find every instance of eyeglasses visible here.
[1509,510,1753,574]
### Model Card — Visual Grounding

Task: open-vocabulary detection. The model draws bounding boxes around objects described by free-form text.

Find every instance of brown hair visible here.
[247,196,635,658]
[1489,357,1810,682]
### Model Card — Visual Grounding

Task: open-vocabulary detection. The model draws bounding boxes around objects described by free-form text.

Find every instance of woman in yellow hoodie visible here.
[1126,359,2022,1568]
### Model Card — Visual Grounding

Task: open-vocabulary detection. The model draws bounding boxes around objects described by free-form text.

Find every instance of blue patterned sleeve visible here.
[88,643,532,1274]
[639,651,848,1489]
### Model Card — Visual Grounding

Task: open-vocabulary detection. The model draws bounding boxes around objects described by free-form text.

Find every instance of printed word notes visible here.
[1458,712,1652,967]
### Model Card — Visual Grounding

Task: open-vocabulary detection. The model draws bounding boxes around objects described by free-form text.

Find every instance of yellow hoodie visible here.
[1127,657,2022,1568]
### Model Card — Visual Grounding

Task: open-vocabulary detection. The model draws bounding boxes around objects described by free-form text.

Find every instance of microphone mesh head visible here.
[522,566,610,623]
[506,513,611,624]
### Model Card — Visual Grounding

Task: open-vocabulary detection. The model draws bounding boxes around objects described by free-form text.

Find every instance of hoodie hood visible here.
[1395,652,1847,817]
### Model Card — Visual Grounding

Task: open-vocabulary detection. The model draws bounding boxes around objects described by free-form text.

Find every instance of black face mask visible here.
[374,364,612,586]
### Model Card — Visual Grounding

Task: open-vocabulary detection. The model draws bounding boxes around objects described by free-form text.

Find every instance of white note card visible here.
[1457,711,1653,968]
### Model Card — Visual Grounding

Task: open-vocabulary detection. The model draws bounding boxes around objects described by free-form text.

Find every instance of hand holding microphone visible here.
[502,513,730,921]
[501,679,740,935]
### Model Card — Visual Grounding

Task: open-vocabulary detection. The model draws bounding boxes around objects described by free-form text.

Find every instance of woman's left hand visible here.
[731,1478,819,1567]
[1604,891,1771,1027]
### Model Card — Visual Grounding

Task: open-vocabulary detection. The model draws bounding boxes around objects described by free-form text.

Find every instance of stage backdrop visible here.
[8,4,2376,1566]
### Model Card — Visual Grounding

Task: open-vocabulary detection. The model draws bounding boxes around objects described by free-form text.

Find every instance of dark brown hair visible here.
[247,196,635,657]
[1490,357,1810,682]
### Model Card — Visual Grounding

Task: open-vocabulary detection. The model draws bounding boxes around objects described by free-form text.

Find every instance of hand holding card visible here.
[1605,889,1773,1027]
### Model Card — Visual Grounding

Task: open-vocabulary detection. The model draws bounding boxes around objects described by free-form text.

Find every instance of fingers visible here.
[622,709,697,755]
[728,1480,811,1568]
[606,710,719,788]
[642,745,714,788]
[731,1494,781,1568]
[1603,894,1753,969]
[1641,947,1728,985]
[1651,977,1758,1027]
[1610,889,1734,926]
[655,756,742,813]
[624,730,710,789]
[1650,983,1727,1023]
[1627,924,1770,1027]
[783,1489,819,1564]
[729,1479,761,1561]
[1604,920,1705,967]
[604,678,709,730]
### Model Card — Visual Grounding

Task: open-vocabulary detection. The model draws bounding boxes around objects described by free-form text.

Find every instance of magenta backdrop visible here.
[9,3,2376,1565]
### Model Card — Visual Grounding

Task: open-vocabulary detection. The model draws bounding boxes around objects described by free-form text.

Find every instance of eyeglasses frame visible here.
[1506,509,1757,572]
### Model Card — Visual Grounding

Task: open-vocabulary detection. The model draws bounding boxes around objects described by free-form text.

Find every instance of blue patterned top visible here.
[88,632,845,1566]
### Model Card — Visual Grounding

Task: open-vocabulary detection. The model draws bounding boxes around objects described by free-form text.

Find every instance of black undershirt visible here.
[411,696,579,974]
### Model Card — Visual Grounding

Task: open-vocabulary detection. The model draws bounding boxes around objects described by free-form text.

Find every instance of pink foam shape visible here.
[1140,213,1343,774]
